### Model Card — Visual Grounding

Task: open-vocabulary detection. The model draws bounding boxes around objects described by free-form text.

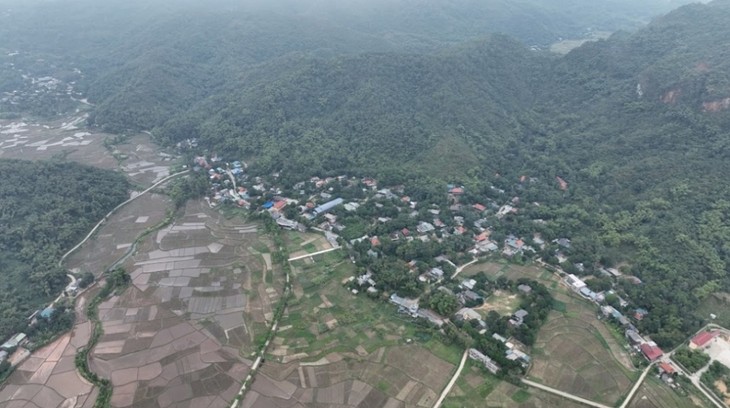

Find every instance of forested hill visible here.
[0,0,700,126]
[148,0,730,346]
[0,160,129,340]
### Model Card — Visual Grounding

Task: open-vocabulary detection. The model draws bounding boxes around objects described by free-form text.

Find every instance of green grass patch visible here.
[303,243,317,253]
[552,300,567,313]
[511,389,531,403]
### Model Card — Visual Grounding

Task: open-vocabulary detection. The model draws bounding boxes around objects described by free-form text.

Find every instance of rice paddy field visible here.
[86,200,281,407]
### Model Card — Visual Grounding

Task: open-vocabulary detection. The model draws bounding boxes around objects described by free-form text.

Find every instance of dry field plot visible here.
[65,193,171,275]
[527,297,634,405]
[476,290,521,317]
[0,118,176,186]
[628,376,705,408]
[0,287,101,408]
[445,361,586,408]
[242,243,458,408]
[88,201,279,407]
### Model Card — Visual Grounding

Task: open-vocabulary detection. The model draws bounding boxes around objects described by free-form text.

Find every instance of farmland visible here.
[628,375,708,408]
[0,287,100,408]
[527,290,635,405]
[85,200,278,407]
[241,244,461,407]
[443,360,586,408]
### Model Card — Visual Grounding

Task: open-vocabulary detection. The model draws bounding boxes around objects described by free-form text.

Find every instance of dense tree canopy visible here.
[0,159,129,340]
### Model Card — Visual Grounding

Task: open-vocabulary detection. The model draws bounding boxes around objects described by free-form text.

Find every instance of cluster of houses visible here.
[564,273,666,363]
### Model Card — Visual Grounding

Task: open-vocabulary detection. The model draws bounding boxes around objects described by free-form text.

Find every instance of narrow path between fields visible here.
[432,349,468,408]
[521,379,612,408]
[287,246,340,261]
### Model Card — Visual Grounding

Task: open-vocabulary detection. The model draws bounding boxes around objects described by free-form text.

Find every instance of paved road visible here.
[522,379,612,408]
[287,246,341,261]
[432,349,469,408]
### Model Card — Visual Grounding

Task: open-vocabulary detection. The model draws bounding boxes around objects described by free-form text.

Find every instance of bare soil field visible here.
[0,287,101,408]
[242,242,459,408]
[476,290,520,317]
[527,295,634,405]
[0,117,177,186]
[65,193,171,276]
[88,200,278,407]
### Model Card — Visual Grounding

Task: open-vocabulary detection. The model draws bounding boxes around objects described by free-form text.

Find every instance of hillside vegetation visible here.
[1,0,730,346]
[0,159,129,340]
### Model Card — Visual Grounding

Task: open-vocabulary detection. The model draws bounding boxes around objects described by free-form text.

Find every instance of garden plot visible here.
[89,201,278,407]
[0,287,100,408]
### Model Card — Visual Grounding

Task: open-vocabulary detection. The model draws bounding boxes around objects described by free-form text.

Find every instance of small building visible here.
[468,348,500,374]
[461,279,477,291]
[40,306,55,319]
[417,309,445,327]
[461,290,483,304]
[634,308,648,321]
[312,198,344,216]
[1,333,27,351]
[417,222,436,234]
[492,333,507,343]
[428,268,444,280]
[625,330,644,345]
[455,308,482,321]
[390,294,419,316]
[640,343,663,362]
[517,284,532,294]
[658,362,676,375]
[510,309,529,326]
[566,274,587,291]
[690,331,718,350]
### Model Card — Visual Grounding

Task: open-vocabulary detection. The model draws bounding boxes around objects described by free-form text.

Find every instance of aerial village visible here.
[194,154,727,385]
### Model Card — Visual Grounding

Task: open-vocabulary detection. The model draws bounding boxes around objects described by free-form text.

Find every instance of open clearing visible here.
[87,200,279,407]
[242,241,460,408]
[476,289,521,317]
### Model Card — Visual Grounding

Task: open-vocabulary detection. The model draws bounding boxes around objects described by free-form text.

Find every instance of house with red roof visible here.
[473,203,487,212]
[475,232,489,242]
[449,187,464,195]
[370,236,381,246]
[690,331,718,349]
[273,200,287,211]
[658,362,675,375]
[640,343,663,361]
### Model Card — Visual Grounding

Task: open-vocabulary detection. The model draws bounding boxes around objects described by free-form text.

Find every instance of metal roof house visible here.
[313,198,344,216]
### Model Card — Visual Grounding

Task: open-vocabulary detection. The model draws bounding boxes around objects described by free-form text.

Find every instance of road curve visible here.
[450,258,478,280]
[433,349,469,408]
[521,379,612,408]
